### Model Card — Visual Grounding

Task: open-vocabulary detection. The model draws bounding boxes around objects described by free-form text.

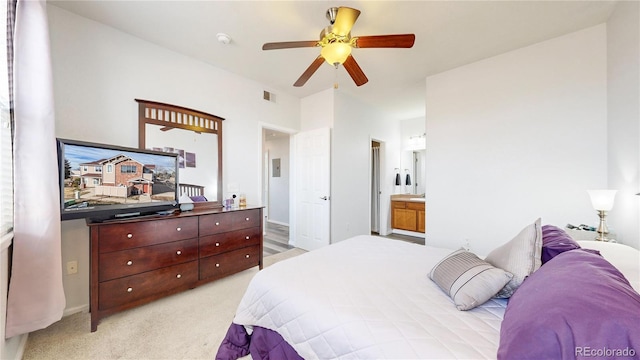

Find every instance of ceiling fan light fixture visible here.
[321,42,351,65]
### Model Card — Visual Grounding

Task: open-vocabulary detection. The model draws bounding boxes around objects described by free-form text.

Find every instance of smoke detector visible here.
[216,33,232,45]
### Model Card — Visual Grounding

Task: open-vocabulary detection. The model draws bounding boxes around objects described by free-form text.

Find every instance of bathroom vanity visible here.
[390,195,425,233]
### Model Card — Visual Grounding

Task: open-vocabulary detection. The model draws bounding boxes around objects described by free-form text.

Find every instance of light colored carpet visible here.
[22,248,307,360]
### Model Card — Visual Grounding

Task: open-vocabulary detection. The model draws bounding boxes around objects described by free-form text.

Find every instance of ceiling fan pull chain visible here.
[334,64,339,89]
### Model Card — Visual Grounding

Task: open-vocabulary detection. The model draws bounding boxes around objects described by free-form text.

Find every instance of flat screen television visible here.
[57,138,179,221]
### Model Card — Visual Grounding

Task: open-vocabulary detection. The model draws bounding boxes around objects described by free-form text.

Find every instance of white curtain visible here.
[371,147,380,233]
[5,0,65,338]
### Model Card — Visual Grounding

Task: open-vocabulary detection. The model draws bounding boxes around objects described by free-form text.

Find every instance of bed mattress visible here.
[233,235,507,359]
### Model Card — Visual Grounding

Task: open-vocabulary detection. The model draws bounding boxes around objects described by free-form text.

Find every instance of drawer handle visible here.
[215,222,220,226]
[245,217,250,221]
[176,227,181,231]
[245,236,250,240]
[215,263,220,268]
[127,287,133,293]
[126,260,133,266]
[215,242,220,247]
[245,254,250,258]
[176,274,182,279]
[176,250,182,255]
[127,233,133,239]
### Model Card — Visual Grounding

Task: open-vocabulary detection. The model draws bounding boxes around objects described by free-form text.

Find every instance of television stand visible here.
[114,211,141,218]
[89,209,178,223]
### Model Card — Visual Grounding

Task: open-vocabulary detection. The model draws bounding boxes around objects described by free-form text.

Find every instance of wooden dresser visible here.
[87,206,263,331]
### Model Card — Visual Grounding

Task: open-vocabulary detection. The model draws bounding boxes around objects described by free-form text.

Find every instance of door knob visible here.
[319,196,329,200]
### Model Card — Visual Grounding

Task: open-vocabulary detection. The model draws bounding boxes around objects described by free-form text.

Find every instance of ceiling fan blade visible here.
[332,7,361,36]
[343,55,368,86]
[262,40,319,50]
[353,34,416,48]
[294,56,325,87]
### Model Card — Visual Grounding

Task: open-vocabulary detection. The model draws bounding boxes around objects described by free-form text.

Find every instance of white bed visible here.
[233,235,507,359]
[218,225,640,360]
[577,240,640,292]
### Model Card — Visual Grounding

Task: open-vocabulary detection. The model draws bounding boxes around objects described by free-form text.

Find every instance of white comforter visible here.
[233,235,507,359]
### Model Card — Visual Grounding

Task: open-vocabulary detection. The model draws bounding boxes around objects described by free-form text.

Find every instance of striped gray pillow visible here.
[429,248,513,310]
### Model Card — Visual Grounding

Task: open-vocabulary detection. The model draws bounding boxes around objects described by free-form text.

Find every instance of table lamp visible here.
[587,189,617,242]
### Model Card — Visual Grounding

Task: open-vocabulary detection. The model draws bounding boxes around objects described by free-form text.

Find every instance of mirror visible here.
[136,99,223,207]
[412,150,426,195]
[400,149,426,195]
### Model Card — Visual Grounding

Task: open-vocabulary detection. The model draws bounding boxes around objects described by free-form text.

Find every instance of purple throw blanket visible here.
[498,249,640,359]
[216,323,303,360]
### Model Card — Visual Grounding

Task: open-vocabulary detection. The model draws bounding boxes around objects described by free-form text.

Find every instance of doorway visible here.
[371,140,381,234]
[262,128,292,255]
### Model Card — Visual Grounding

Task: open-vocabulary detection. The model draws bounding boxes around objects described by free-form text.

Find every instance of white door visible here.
[294,127,331,251]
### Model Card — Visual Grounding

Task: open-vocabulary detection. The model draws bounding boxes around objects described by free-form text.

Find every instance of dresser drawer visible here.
[99,238,198,282]
[199,209,261,236]
[199,227,261,258]
[98,217,198,253]
[98,261,198,310]
[199,245,260,281]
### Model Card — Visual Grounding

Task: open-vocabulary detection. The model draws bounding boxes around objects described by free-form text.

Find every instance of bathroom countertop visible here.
[391,194,426,202]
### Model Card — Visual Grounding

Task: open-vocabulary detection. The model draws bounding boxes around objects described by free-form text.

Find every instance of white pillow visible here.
[430,248,513,310]
[485,218,543,298]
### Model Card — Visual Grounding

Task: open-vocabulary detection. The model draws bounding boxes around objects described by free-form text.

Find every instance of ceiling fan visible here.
[262,6,415,87]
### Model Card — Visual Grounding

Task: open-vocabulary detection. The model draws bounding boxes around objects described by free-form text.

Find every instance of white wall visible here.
[425,25,608,255]
[48,5,300,314]
[331,91,402,242]
[265,135,290,225]
[300,88,334,131]
[607,1,640,249]
[1,242,26,360]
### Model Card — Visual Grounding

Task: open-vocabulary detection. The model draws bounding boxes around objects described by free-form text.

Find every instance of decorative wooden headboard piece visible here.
[136,99,224,206]
[135,99,224,138]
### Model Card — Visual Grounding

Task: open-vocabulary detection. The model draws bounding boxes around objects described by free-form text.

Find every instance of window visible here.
[106,164,112,173]
[121,165,137,174]
[95,165,102,172]
[0,1,13,243]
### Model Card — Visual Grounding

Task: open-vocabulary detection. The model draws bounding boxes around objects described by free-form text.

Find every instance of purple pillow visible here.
[189,195,208,202]
[498,250,640,359]
[541,225,581,264]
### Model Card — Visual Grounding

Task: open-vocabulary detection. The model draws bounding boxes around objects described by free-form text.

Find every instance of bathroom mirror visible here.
[137,99,223,207]
[401,149,426,195]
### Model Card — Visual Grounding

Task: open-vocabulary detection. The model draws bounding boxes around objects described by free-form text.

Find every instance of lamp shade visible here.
[587,190,617,211]
[321,42,351,65]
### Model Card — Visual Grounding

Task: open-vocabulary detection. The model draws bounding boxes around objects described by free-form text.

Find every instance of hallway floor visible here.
[264,221,425,257]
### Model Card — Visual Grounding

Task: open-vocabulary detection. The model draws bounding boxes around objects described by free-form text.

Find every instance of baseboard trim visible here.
[391,229,426,238]
[63,304,89,317]
[266,219,289,227]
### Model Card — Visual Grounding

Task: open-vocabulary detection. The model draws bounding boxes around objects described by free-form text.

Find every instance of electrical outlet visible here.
[66,260,78,275]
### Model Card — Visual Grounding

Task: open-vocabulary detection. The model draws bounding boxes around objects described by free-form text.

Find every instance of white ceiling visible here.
[49,0,617,120]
